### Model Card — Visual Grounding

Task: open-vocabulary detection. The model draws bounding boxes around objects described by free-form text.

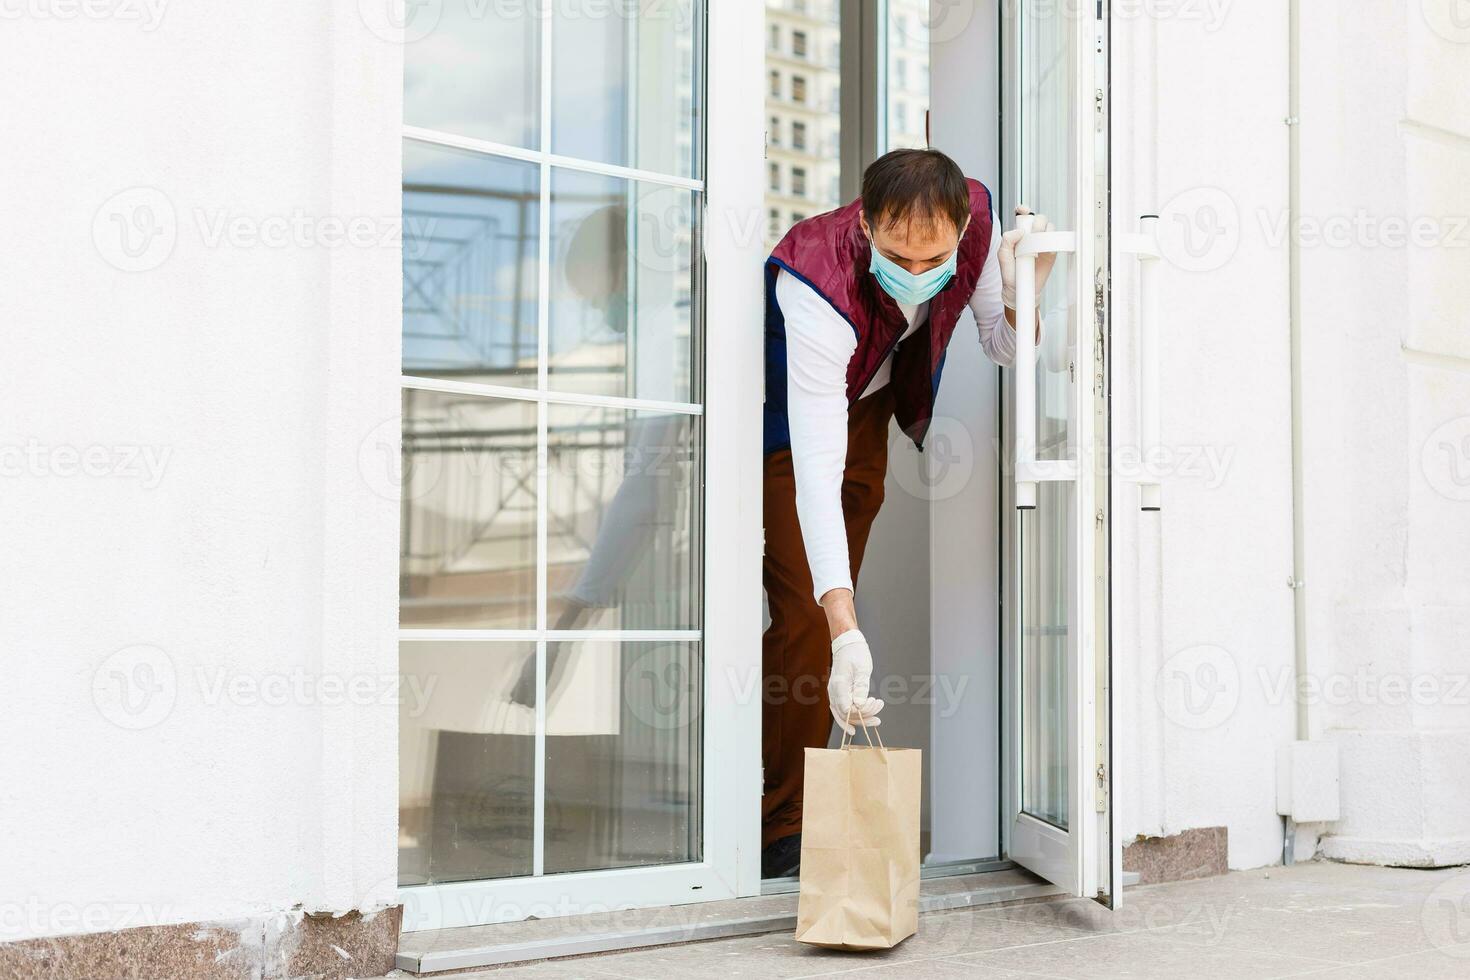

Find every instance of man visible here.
[760,148,1056,878]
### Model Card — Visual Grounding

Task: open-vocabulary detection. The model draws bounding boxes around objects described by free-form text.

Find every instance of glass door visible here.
[1000,0,1111,900]
[392,0,760,930]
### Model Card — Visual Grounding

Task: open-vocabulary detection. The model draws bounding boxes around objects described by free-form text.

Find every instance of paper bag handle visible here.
[839,711,886,755]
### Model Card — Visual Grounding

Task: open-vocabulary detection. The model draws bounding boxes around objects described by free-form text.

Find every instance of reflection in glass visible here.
[1019,3,1077,461]
[544,405,701,631]
[764,0,842,251]
[1019,480,1072,829]
[400,389,537,629]
[404,1,539,148]
[549,170,696,402]
[403,141,539,387]
[886,0,930,151]
[399,641,537,886]
[552,0,699,178]
[543,642,702,874]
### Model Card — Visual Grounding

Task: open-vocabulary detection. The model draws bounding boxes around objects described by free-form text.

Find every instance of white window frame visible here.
[396,0,766,931]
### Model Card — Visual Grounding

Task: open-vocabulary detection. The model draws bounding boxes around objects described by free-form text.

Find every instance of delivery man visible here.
[760,147,1056,878]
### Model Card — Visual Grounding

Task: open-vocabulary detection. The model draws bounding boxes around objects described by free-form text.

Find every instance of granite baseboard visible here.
[1123,826,1229,885]
[0,906,402,980]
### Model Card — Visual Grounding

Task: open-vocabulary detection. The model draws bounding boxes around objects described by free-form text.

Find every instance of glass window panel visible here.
[552,0,698,179]
[1019,5,1078,461]
[542,641,702,874]
[1019,480,1072,829]
[401,389,537,629]
[886,1,930,151]
[404,1,539,148]
[403,141,539,388]
[764,0,841,251]
[399,641,537,886]
[547,405,700,631]
[548,170,696,403]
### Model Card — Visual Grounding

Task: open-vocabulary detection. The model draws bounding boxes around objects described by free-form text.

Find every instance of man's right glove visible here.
[828,629,884,736]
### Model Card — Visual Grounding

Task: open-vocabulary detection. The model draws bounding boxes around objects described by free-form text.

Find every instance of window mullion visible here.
[532,2,554,882]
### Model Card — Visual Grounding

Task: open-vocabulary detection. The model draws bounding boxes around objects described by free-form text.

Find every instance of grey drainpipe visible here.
[1284,0,1309,865]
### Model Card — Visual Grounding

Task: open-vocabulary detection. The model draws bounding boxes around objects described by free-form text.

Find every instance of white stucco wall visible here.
[0,2,402,942]
[1111,0,1300,870]
[1113,0,1469,872]
[1297,0,1470,867]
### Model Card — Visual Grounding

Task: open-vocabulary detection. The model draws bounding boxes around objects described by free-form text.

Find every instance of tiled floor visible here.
[384,861,1470,979]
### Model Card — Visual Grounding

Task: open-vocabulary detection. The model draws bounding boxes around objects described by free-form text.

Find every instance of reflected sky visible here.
[402,3,699,393]
[403,142,540,386]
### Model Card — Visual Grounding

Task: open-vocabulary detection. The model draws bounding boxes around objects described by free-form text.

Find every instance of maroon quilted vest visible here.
[763,178,994,454]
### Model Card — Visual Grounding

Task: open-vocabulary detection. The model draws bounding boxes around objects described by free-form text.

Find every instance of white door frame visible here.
[397,0,768,931]
[998,0,1108,901]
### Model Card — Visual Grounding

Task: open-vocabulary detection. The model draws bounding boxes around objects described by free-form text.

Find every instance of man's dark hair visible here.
[861,148,970,236]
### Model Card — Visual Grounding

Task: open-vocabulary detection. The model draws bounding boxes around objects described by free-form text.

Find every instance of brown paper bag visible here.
[794,729,922,950]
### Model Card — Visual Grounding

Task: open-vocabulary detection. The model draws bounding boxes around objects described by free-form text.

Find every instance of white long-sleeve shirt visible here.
[779,211,1015,603]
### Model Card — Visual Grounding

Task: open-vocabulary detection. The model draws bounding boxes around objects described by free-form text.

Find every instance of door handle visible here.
[1013,214,1078,510]
[1117,215,1162,511]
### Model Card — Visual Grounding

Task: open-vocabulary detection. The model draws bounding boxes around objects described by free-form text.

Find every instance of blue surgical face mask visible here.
[867,233,961,305]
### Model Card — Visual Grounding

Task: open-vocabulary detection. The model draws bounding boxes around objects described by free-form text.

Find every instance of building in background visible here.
[763,0,931,250]
[764,0,842,247]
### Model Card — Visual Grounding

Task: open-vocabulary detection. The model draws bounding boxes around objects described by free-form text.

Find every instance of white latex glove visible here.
[828,629,884,736]
[997,205,1058,310]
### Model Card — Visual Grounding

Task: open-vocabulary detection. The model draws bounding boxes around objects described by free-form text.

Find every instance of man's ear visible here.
[858,210,871,240]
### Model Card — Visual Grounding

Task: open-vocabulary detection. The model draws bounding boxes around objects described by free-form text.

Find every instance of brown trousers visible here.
[761,387,895,848]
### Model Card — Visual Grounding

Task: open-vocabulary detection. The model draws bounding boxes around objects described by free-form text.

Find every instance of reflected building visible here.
[764,0,842,249]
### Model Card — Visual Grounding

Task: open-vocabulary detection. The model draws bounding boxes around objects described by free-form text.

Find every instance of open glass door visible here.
[1000,0,1114,901]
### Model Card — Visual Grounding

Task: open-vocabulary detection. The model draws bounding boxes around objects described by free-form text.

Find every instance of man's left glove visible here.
[997,205,1058,310]
[828,629,884,736]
